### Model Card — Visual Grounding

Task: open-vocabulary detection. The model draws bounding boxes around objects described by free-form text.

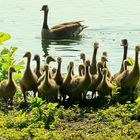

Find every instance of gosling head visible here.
[23,51,31,58]
[101,56,108,63]
[41,5,49,12]
[44,64,49,71]
[102,51,108,57]
[85,60,90,66]
[80,53,85,60]
[102,68,108,75]
[9,66,16,73]
[46,55,56,64]
[79,64,84,69]
[69,61,74,68]
[33,54,40,61]
[135,45,140,52]
[97,61,104,69]
[93,42,99,49]
[57,57,62,63]
[121,39,128,47]
[123,59,132,67]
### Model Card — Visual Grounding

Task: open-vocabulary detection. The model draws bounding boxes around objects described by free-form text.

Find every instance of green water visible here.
[0,0,140,74]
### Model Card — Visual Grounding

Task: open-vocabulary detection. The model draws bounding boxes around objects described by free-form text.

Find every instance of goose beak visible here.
[51,58,56,62]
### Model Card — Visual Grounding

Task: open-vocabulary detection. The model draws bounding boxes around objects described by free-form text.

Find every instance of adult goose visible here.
[116,45,140,94]
[41,5,87,40]
[0,66,17,106]
[20,52,38,102]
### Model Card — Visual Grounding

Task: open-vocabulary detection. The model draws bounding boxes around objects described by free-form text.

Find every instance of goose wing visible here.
[51,21,84,29]
[50,22,87,38]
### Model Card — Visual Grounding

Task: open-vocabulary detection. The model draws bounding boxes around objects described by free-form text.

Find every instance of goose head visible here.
[41,5,49,12]
[135,45,140,52]
[44,64,49,71]
[102,51,108,57]
[69,61,74,69]
[9,66,16,73]
[46,55,56,64]
[97,61,104,69]
[93,42,99,49]
[101,56,108,63]
[85,60,90,66]
[33,54,40,61]
[23,51,31,58]
[57,57,62,63]
[80,53,85,60]
[123,59,132,67]
[121,39,128,47]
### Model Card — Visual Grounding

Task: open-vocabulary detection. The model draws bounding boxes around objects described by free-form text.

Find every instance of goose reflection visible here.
[41,38,81,57]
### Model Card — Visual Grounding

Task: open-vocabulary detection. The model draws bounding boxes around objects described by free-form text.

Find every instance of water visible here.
[0,0,140,74]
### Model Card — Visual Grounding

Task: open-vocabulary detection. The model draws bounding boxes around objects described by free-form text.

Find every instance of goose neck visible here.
[133,50,139,69]
[36,60,40,71]
[92,48,98,62]
[8,70,13,81]
[26,56,31,70]
[44,69,49,83]
[43,11,49,29]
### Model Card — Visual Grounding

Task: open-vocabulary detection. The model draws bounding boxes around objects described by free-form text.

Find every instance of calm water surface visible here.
[0,0,140,74]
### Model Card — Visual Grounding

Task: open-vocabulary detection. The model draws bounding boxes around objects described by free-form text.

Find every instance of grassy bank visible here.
[0,95,140,140]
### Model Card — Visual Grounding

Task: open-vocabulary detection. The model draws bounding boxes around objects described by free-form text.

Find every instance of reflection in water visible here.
[41,38,82,57]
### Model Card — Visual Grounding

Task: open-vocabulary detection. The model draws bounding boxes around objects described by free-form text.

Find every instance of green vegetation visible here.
[0,32,140,139]
[0,32,11,44]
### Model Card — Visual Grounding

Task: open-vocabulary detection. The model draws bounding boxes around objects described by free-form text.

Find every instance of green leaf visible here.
[127,57,135,65]
[135,97,140,103]
[0,48,10,55]
[0,32,11,44]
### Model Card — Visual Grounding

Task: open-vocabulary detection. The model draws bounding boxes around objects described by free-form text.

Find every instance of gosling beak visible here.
[51,58,56,62]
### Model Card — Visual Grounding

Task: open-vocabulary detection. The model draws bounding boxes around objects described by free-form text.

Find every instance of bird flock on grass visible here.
[0,39,140,106]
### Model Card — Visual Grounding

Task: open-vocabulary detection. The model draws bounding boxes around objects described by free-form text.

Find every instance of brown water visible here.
[0,0,140,74]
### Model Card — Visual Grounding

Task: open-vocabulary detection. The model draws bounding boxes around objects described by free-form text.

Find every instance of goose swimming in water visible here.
[41,5,87,40]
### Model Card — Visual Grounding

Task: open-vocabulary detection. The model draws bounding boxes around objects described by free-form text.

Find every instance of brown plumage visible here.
[88,61,104,98]
[116,45,140,94]
[53,57,64,85]
[101,55,112,81]
[90,42,99,75]
[78,64,85,76]
[96,68,113,99]
[41,5,87,39]
[115,59,132,85]
[0,66,17,105]
[59,61,74,101]
[80,53,86,65]
[119,39,128,73]
[38,64,59,101]
[61,60,91,102]
[113,39,128,79]
[19,52,38,102]
[33,54,42,79]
